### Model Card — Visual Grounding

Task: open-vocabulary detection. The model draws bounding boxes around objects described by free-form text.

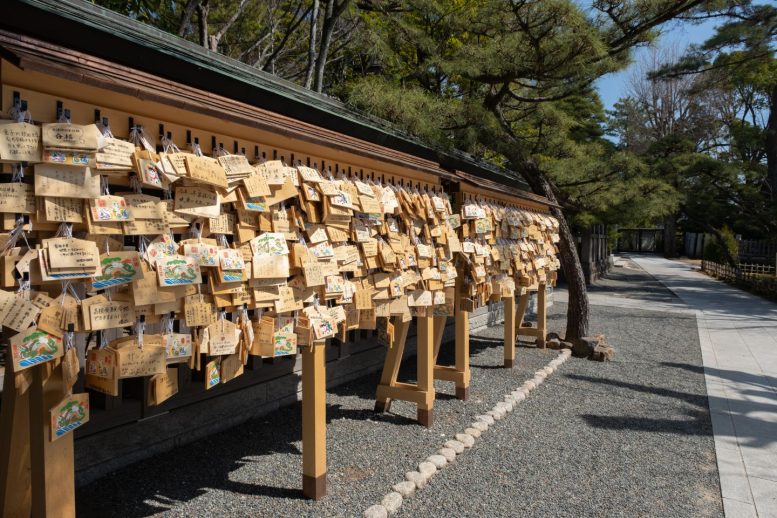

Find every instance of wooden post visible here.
[29,363,76,518]
[536,283,547,348]
[0,368,32,517]
[416,314,434,428]
[302,340,326,500]
[454,305,471,401]
[454,287,470,400]
[503,293,516,368]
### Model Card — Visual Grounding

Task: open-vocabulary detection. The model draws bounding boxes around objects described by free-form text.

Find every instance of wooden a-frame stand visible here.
[0,361,76,517]
[504,282,547,368]
[374,288,472,427]
[374,313,437,427]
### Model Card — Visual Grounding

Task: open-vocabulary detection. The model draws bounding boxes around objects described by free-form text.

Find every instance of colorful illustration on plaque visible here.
[244,198,267,212]
[158,256,201,286]
[146,234,177,266]
[87,355,111,378]
[45,150,90,165]
[330,191,352,208]
[90,195,133,222]
[273,332,296,356]
[309,241,334,258]
[51,395,89,439]
[163,333,192,359]
[11,329,63,370]
[312,318,335,339]
[251,232,289,255]
[139,158,163,187]
[474,217,493,234]
[325,275,345,294]
[92,252,141,289]
[219,249,245,270]
[206,359,221,388]
[183,243,218,267]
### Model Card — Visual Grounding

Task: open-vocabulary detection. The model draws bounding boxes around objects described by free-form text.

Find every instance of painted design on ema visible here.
[162,259,198,285]
[54,399,87,437]
[14,330,60,367]
[93,255,139,289]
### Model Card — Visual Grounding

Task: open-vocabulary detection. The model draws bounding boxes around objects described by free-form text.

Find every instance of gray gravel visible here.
[398,302,722,518]
[77,322,550,517]
[77,263,722,517]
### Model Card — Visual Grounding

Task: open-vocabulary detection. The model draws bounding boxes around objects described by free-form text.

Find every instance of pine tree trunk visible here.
[304,0,320,89]
[766,83,777,201]
[197,0,209,49]
[516,160,590,342]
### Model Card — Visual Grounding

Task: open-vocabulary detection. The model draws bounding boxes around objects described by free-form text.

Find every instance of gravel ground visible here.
[76,323,553,517]
[399,304,722,517]
[77,264,722,517]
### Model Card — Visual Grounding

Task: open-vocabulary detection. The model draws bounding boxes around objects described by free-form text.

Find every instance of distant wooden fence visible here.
[738,239,777,263]
[702,260,777,300]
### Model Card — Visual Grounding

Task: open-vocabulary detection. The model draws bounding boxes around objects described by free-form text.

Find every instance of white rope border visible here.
[363,349,573,517]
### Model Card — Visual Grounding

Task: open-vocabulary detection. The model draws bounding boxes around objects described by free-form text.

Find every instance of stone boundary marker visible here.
[363,349,573,517]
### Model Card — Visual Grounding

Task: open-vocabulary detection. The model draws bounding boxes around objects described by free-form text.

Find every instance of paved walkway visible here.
[630,255,777,518]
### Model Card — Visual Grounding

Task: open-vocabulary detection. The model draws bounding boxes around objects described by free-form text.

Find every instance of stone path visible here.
[626,255,777,518]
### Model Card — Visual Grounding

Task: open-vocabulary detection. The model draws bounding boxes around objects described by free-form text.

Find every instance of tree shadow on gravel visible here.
[571,371,777,449]
[77,385,433,517]
[565,374,710,408]
[662,362,777,395]
[77,404,309,517]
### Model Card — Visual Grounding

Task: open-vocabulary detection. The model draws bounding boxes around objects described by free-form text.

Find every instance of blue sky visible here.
[596,17,721,113]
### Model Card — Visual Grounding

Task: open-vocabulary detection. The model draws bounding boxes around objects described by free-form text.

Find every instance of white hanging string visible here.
[161,134,180,153]
[240,305,254,346]
[1,217,32,256]
[11,163,24,182]
[100,121,114,138]
[129,174,143,194]
[135,317,146,349]
[64,328,75,352]
[128,125,155,153]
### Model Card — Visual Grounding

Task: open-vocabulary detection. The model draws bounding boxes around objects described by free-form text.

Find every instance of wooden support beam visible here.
[29,363,75,518]
[536,283,547,348]
[302,341,327,500]
[454,288,470,400]
[516,289,529,330]
[503,294,516,368]
[416,314,435,428]
[0,368,32,517]
[432,315,447,360]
